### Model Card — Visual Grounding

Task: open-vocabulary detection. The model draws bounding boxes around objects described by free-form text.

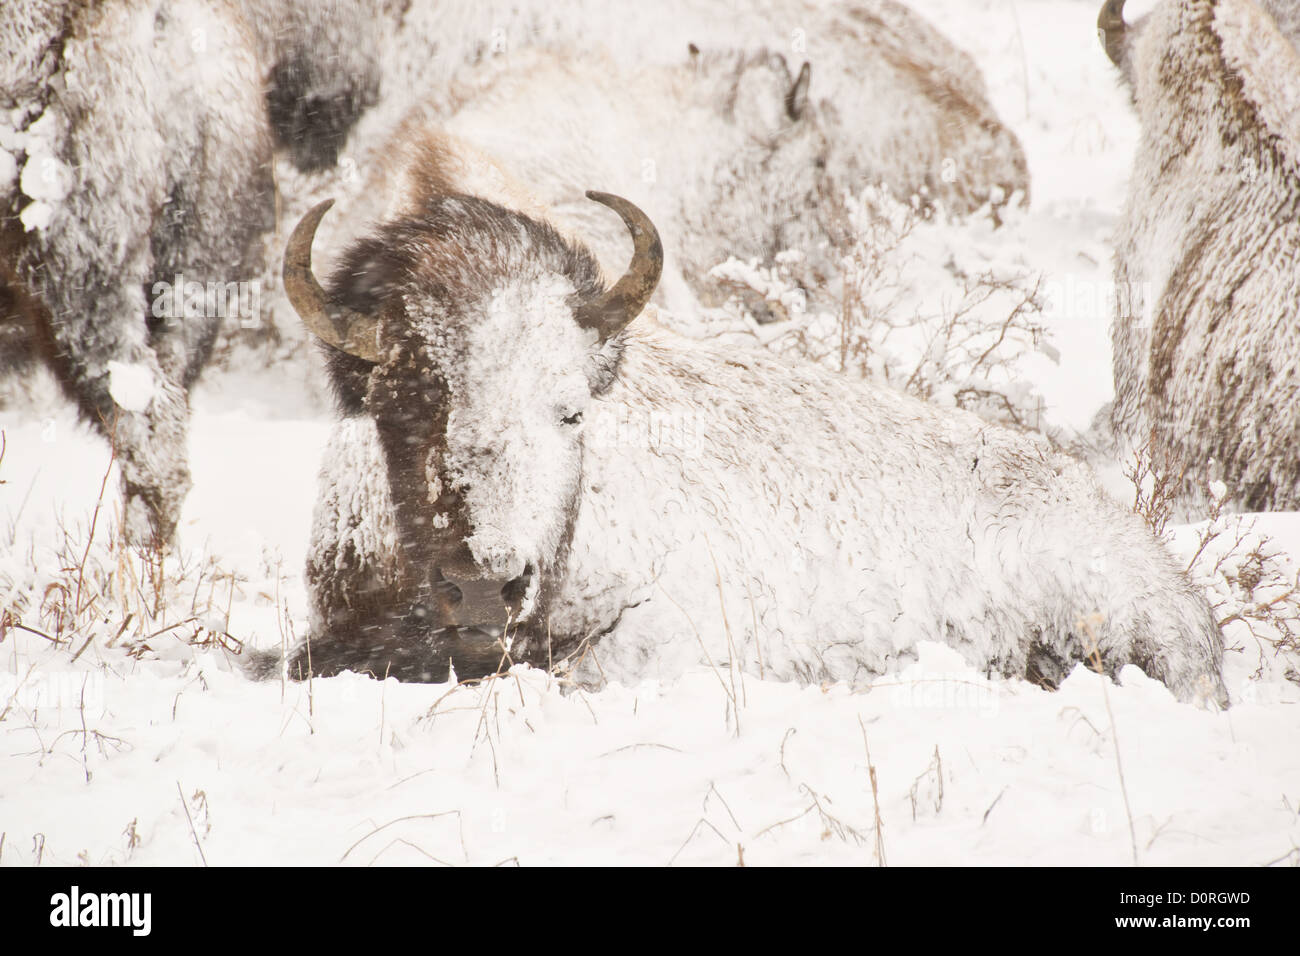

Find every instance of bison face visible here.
[409,272,602,592]
[678,50,832,310]
[285,192,661,637]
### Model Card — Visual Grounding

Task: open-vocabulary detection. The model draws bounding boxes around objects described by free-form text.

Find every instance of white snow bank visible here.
[0,405,1297,867]
[0,628,1294,866]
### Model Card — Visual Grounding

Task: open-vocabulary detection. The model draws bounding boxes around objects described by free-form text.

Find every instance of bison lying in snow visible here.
[345,46,826,319]
[382,0,1030,220]
[325,29,1017,327]
[1100,0,1300,510]
[280,183,1227,706]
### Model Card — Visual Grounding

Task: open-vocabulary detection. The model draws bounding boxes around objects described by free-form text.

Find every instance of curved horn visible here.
[574,191,663,340]
[283,199,383,362]
[1097,0,1128,67]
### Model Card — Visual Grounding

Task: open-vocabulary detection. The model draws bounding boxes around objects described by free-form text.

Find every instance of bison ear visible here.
[734,55,805,132]
[785,61,811,120]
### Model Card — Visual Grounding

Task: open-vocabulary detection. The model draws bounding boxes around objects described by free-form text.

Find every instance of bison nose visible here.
[435,566,533,627]
[500,568,531,609]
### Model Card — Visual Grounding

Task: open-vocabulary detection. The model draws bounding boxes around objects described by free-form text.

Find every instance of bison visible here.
[365,46,826,319]
[1,0,275,543]
[1100,0,1300,510]
[380,0,1030,221]
[331,27,1020,325]
[279,178,1227,706]
[225,1,1033,352]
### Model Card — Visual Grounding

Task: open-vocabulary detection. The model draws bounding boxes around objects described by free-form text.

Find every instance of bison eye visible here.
[560,411,583,427]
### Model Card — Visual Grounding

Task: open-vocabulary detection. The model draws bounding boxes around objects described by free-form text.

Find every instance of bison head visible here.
[284,192,661,648]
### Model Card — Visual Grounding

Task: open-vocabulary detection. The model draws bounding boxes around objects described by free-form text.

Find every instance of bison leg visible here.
[16,250,197,546]
[1011,483,1228,707]
[4,217,191,544]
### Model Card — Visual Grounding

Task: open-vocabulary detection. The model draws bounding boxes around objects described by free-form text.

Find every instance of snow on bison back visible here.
[374,0,1029,219]
[278,190,1227,708]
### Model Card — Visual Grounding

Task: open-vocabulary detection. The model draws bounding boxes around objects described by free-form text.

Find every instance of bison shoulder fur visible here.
[1103,0,1300,510]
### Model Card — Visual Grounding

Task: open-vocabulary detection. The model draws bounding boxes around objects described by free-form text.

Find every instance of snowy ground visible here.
[2,0,1299,867]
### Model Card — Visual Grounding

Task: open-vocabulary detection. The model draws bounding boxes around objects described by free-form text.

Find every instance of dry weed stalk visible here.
[711,188,1051,435]
[1127,438,1300,674]
[0,439,248,679]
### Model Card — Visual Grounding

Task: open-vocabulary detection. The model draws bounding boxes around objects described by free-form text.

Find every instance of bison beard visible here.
[275,191,1227,707]
[240,0,382,172]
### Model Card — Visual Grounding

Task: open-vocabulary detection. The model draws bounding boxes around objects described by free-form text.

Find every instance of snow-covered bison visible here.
[373,46,826,318]
[382,0,1029,220]
[282,184,1227,706]
[331,18,1024,322]
[1,0,274,542]
[1101,0,1300,510]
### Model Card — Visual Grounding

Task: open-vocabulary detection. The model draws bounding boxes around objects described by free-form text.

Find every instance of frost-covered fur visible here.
[366,48,827,317]
[0,0,274,542]
[1106,0,1300,510]
[369,0,1028,219]
[301,195,1227,707]
[236,0,381,171]
[231,0,1031,353]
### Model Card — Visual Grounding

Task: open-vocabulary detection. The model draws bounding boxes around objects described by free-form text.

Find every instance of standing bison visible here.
[281,179,1227,705]
[1,0,274,542]
[1101,0,1300,510]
